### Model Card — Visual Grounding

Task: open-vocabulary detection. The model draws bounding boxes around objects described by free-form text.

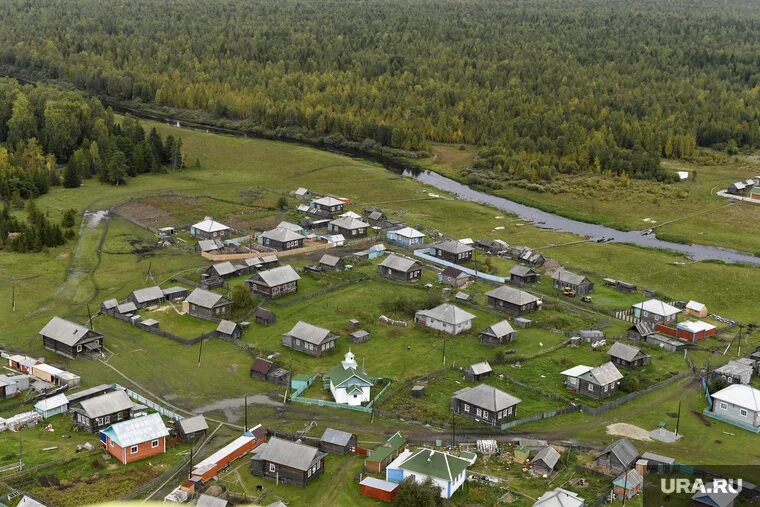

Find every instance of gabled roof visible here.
[441,266,469,279]
[176,415,208,435]
[359,477,398,493]
[452,384,521,412]
[531,446,561,470]
[630,322,656,337]
[613,469,643,489]
[34,393,68,411]
[633,299,681,317]
[640,452,676,465]
[117,302,138,314]
[251,265,301,287]
[468,361,492,376]
[379,254,422,273]
[596,438,639,467]
[329,216,369,230]
[368,210,385,220]
[313,196,344,207]
[397,448,471,482]
[276,221,303,232]
[579,362,623,386]
[39,316,102,346]
[210,261,237,277]
[101,298,118,310]
[320,428,355,447]
[692,481,741,507]
[391,227,425,239]
[192,218,229,233]
[285,321,336,345]
[485,285,539,306]
[510,265,538,277]
[677,320,716,333]
[250,358,274,375]
[685,300,706,312]
[533,488,584,507]
[711,384,760,411]
[254,307,275,320]
[319,254,342,267]
[551,269,589,286]
[185,288,230,309]
[17,496,49,507]
[260,227,305,243]
[252,437,325,471]
[481,320,515,338]
[196,239,225,252]
[216,320,240,335]
[79,390,133,418]
[608,342,647,362]
[562,365,594,379]
[196,494,229,507]
[417,303,476,326]
[101,413,169,447]
[431,239,474,254]
[130,286,164,303]
[339,211,363,220]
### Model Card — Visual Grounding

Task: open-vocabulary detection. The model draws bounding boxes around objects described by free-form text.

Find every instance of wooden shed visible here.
[359,477,399,502]
[319,428,357,455]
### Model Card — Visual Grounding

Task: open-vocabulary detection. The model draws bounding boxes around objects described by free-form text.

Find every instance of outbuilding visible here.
[216,320,243,340]
[175,415,209,442]
[319,428,357,455]
[34,393,69,419]
[359,477,399,503]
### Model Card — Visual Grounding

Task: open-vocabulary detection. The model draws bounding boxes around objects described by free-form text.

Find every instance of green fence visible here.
[290,376,392,414]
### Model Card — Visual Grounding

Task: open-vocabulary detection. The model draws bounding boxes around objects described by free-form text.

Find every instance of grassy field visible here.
[420,143,760,255]
[0,119,759,505]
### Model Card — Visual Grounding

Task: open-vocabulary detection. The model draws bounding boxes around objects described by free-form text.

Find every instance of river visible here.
[401,169,760,266]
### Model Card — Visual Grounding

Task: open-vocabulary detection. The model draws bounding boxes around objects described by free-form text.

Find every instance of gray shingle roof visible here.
[252,265,301,287]
[468,361,492,376]
[531,446,561,470]
[510,266,537,277]
[130,286,164,304]
[379,254,422,273]
[597,438,639,467]
[277,221,303,232]
[197,239,224,252]
[216,320,239,335]
[252,437,325,471]
[329,216,369,230]
[452,384,521,412]
[196,494,229,507]
[319,254,342,267]
[101,299,118,310]
[185,288,229,309]
[320,428,354,447]
[79,390,133,418]
[285,321,335,345]
[176,414,208,435]
[260,227,305,243]
[117,302,138,314]
[432,239,473,254]
[39,316,102,346]
[534,488,584,507]
[551,269,588,286]
[608,342,645,362]
[580,362,623,386]
[211,262,237,277]
[485,285,539,306]
[482,320,515,338]
[417,303,476,325]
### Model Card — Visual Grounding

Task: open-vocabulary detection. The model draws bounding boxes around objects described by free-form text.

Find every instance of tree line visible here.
[0,78,184,251]
[0,0,758,181]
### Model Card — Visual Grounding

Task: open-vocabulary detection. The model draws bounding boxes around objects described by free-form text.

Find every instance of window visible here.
[269,463,276,473]
[316,460,321,470]
[151,439,159,448]
[476,408,482,417]
[587,383,594,391]
[727,377,733,383]
[110,440,114,447]
[117,412,124,421]
[76,345,83,352]
[104,416,110,424]
[603,385,608,392]
[130,446,138,454]
[307,468,312,478]
[507,407,512,416]
[740,409,748,417]
[463,404,470,413]
[720,402,727,410]
[96,417,104,426]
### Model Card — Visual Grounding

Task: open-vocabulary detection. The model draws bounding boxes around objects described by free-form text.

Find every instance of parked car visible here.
[563,287,576,297]
[581,296,592,303]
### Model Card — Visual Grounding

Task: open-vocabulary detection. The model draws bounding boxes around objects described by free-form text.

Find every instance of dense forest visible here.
[0,0,759,182]
[0,78,183,250]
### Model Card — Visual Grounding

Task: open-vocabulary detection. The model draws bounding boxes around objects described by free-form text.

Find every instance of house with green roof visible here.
[325,351,373,406]
[386,448,471,499]
[365,432,407,473]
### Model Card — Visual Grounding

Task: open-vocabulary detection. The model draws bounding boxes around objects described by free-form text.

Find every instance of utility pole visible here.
[451,412,456,448]
[197,336,204,367]
[675,401,681,436]
[11,280,16,312]
[244,395,248,433]
[87,304,94,330]
[442,336,446,367]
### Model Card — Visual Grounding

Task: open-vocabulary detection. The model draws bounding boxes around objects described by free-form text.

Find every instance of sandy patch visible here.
[606,422,652,441]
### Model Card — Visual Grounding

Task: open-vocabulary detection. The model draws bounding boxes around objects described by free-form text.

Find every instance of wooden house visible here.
[479,321,516,346]
[319,428,357,455]
[311,196,345,215]
[466,361,493,381]
[377,254,422,282]
[282,321,338,357]
[607,342,651,369]
[438,267,472,288]
[250,357,291,385]
[712,359,753,385]
[206,261,242,280]
[175,415,208,442]
[251,437,326,487]
[451,384,521,426]
[366,209,387,226]
[191,217,230,239]
[246,265,301,298]
[561,362,623,399]
[185,289,232,320]
[254,307,276,325]
[73,390,134,432]
[365,432,407,473]
[100,413,170,465]
[386,227,425,248]
[415,303,476,335]
[319,254,344,270]
[39,316,104,359]
[509,266,540,286]
[551,270,594,295]
[594,439,639,474]
[429,240,473,263]
[530,446,561,476]
[216,320,242,340]
[485,285,540,315]
[258,227,305,251]
[162,286,189,301]
[128,286,166,308]
[328,216,369,238]
[632,299,681,326]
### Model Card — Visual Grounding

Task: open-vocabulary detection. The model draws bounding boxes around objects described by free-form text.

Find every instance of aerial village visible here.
[1,186,758,507]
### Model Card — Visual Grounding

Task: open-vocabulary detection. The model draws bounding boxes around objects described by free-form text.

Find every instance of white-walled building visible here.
[415,304,475,335]
[327,351,373,406]
[386,448,472,499]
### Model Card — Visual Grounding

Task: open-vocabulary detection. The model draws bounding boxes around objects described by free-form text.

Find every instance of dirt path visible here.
[315,455,359,507]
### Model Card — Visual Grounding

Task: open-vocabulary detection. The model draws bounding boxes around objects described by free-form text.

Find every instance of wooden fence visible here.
[269,276,369,307]
[104,311,212,345]
[500,405,581,430]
